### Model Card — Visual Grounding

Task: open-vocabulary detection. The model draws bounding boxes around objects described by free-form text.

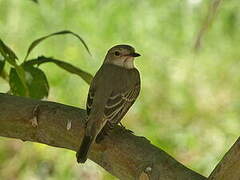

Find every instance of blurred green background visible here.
[0,0,239,179]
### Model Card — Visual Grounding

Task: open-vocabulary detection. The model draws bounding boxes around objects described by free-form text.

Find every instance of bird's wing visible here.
[103,83,140,126]
[86,89,94,116]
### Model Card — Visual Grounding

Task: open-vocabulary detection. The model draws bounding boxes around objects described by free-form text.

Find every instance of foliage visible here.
[0,0,239,180]
[29,0,38,3]
[0,31,92,99]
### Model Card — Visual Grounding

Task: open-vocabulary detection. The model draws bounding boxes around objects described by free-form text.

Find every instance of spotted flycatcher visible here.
[76,44,141,163]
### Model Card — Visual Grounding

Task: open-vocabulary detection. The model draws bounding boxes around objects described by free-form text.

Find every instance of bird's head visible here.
[104,44,141,69]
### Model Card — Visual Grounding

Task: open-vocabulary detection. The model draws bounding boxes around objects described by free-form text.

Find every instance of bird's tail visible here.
[76,135,93,163]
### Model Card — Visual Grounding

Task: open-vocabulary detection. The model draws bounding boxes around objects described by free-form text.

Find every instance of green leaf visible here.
[9,68,27,96]
[25,56,93,85]
[9,66,49,99]
[24,65,49,99]
[0,58,5,74]
[0,39,18,66]
[24,30,91,61]
[15,65,29,96]
[30,0,38,3]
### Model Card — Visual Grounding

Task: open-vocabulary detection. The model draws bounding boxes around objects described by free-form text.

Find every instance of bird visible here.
[76,44,141,163]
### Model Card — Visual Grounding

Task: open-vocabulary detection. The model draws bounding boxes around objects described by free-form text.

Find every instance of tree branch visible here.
[208,137,240,180]
[193,0,222,52]
[0,93,206,179]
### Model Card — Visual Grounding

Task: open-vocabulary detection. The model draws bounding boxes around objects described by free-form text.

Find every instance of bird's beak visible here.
[129,52,141,57]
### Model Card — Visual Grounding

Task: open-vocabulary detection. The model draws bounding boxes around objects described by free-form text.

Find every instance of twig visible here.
[193,0,222,52]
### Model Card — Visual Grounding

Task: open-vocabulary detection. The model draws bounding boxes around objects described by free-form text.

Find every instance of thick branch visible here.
[0,93,206,180]
[208,137,240,180]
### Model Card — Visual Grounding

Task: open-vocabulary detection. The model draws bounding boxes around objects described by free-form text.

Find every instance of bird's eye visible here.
[114,51,120,56]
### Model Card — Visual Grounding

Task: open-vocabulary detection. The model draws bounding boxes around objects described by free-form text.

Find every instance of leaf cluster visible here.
[0,30,93,99]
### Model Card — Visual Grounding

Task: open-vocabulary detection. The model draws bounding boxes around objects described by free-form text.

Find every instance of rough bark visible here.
[208,137,240,180]
[0,93,207,179]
